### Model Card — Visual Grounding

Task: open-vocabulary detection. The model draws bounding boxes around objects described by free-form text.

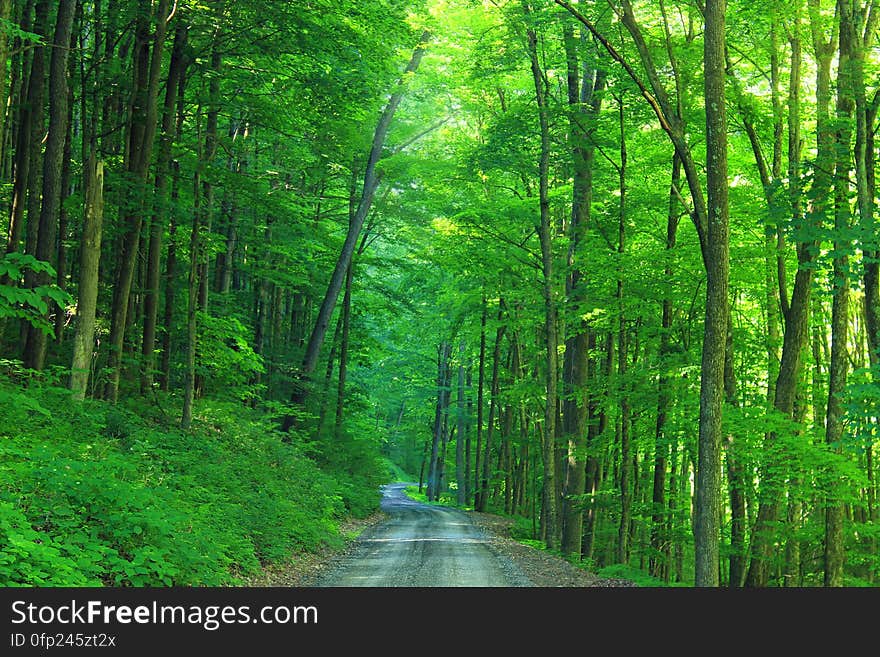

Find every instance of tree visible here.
[21,0,77,370]
[69,158,104,400]
[282,30,431,429]
[694,0,730,588]
[104,0,171,402]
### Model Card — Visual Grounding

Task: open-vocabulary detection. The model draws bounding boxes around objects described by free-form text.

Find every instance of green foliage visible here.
[0,377,377,586]
[0,502,98,586]
[0,253,72,338]
[404,485,428,504]
[308,421,386,517]
[195,312,264,400]
[595,564,669,587]
[509,515,538,542]
[0,17,43,45]
[383,458,416,483]
[404,484,455,507]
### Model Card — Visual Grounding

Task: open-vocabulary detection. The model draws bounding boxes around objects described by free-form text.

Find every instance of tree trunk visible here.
[183,24,222,413]
[724,306,747,588]
[4,0,35,266]
[427,341,452,501]
[582,332,609,561]
[615,96,631,566]
[283,32,430,427]
[854,9,880,581]
[456,341,467,506]
[198,40,222,318]
[651,154,681,579]
[474,295,487,509]
[478,306,505,512]
[824,0,858,587]
[334,263,353,434]
[524,0,559,550]
[19,0,47,358]
[53,84,74,345]
[418,436,429,493]
[560,20,604,558]
[694,0,730,587]
[747,0,831,587]
[104,0,171,401]
[781,15,806,589]
[0,0,13,167]
[22,0,76,370]
[141,23,187,392]
[317,314,342,435]
[69,159,104,400]
[181,162,201,430]
[159,160,180,390]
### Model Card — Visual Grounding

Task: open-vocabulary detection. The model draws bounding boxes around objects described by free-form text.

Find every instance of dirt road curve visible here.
[315,483,532,587]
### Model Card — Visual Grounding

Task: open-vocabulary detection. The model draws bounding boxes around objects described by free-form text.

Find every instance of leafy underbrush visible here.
[0,375,380,586]
[404,484,456,506]
[594,564,678,587]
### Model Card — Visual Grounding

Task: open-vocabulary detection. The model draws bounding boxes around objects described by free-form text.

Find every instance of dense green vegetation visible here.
[0,0,878,587]
[0,362,385,585]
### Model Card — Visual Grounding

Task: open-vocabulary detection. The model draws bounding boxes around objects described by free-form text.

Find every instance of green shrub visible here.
[0,378,382,587]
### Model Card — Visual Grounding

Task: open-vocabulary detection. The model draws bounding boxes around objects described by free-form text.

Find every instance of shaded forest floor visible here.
[243,505,637,587]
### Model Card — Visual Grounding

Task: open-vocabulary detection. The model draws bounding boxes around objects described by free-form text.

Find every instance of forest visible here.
[0,0,878,588]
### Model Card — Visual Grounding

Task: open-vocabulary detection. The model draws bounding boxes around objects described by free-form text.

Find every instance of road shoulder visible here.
[468,511,638,587]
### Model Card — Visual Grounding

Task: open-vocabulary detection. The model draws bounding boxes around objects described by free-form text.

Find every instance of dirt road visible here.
[314,483,532,587]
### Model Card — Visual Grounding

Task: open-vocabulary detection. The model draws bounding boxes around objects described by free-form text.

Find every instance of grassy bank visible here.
[0,369,384,586]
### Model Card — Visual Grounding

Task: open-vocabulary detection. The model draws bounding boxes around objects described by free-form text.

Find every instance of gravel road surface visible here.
[315,483,532,587]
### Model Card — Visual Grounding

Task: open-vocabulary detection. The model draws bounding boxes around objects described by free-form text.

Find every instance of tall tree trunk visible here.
[582,331,609,561]
[160,47,189,392]
[181,160,201,429]
[724,307,747,588]
[4,0,35,266]
[198,39,222,318]
[334,263,353,435]
[616,96,631,566]
[478,306,505,512]
[53,83,74,345]
[782,14,806,589]
[183,20,222,413]
[474,296,487,509]
[651,154,681,579]
[283,32,430,427]
[824,0,859,587]
[70,159,104,400]
[19,0,47,359]
[104,0,171,401]
[694,0,730,587]
[747,0,831,587]
[22,0,77,370]
[427,341,452,501]
[456,341,467,506]
[854,10,880,574]
[159,160,180,390]
[0,0,12,167]
[524,0,559,550]
[141,23,187,392]
[501,400,514,513]
[560,20,605,558]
